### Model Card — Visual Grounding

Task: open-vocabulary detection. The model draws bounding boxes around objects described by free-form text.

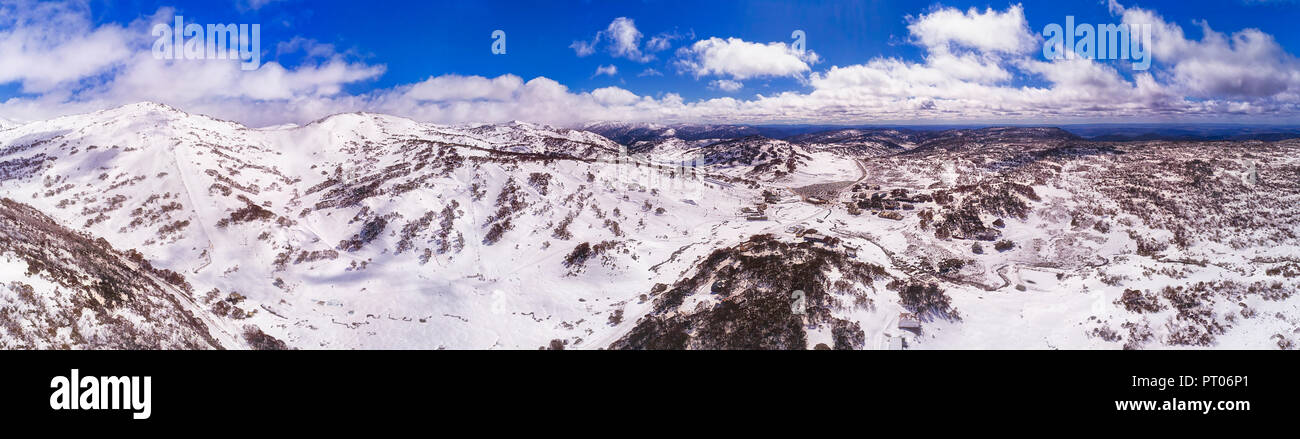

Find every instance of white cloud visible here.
[675,37,820,80]
[1118,6,1300,99]
[646,30,690,53]
[605,17,649,62]
[569,40,595,57]
[105,55,384,102]
[365,76,664,127]
[0,1,136,93]
[646,35,674,52]
[0,3,385,123]
[405,74,523,101]
[710,79,743,92]
[593,65,618,77]
[591,86,639,105]
[906,5,1037,54]
[570,17,654,62]
[276,37,341,59]
[1106,0,1126,16]
[2,3,1300,127]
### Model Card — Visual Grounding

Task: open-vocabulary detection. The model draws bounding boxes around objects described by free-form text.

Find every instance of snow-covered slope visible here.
[0,103,762,349]
[0,197,250,349]
[787,128,918,157]
[2,103,1297,350]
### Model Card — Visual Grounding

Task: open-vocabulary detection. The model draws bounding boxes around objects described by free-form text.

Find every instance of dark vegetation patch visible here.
[0,198,222,349]
[1117,289,1165,313]
[482,178,528,245]
[435,201,463,254]
[338,216,389,252]
[242,326,291,350]
[396,210,437,255]
[889,281,961,321]
[562,241,622,275]
[611,234,887,350]
[216,203,275,228]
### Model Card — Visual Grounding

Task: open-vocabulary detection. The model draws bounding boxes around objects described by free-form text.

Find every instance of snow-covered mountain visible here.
[0,103,769,349]
[786,128,921,157]
[2,103,1297,350]
[583,121,770,145]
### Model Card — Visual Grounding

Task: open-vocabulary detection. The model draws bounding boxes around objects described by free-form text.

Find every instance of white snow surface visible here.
[0,103,1297,350]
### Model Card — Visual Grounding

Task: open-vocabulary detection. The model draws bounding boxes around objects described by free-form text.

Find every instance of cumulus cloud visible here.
[405,75,523,102]
[365,75,668,126]
[593,64,618,77]
[591,86,639,105]
[605,17,649,61]
[569,40,596,57]
[647,3,1299,123]
[646,34,674,52]
[906,4,1037,54]
[646,29,691,53]
[1116,4,1300,100]
[0,1,135,93]
[675,37,820,80]
[0,1,385,123]
[709,79,743,92]
[2,3,1299,128]
[570,17,654,62]
[108,55,383,102]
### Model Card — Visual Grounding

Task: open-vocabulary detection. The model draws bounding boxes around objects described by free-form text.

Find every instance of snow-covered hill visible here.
[0,103,765,349]
[2,103,1297,350]
[583,121,768,145]
[0,197,249,349]
[787,128,919,157]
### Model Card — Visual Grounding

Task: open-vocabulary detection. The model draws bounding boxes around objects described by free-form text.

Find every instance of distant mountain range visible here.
[1056,124,1300,142]
[584,121,1300,145]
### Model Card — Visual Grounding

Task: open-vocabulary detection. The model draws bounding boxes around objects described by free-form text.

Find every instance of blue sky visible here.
[2,0,1299,126]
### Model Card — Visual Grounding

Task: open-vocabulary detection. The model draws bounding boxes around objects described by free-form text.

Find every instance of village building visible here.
[888,336,905,350]
[879,211,904,221]
[899,313,922,330]
[843,243,860,257]
[803,233,839,247]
